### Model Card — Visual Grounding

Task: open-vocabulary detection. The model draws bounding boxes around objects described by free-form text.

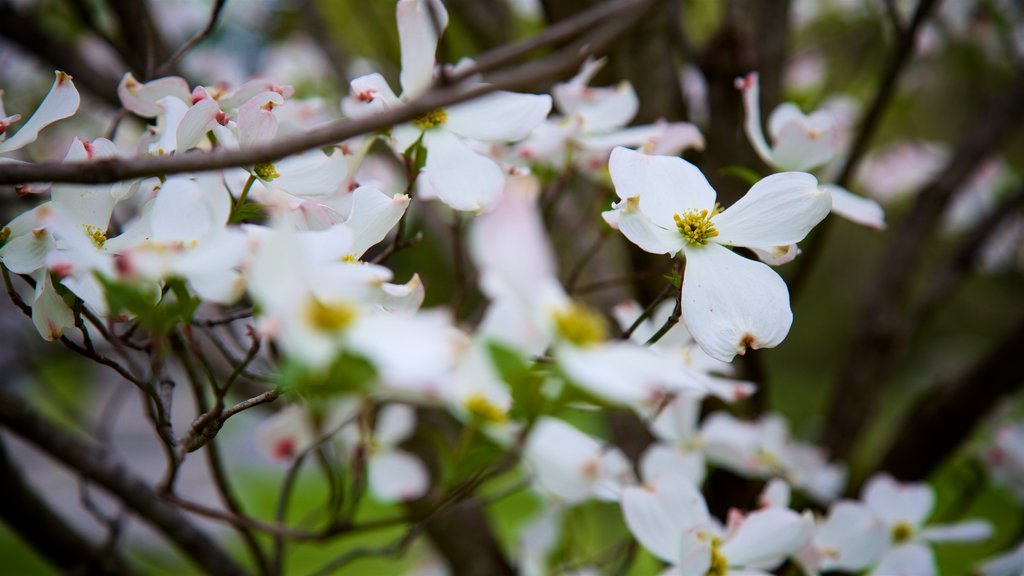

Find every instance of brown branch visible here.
[821,74,1024,461]
[155,0,229,77]
[874,312,1024,483]
[0,387,248,576]
[787,0,940,300]
[0,0,654,186]
[0,436,136,575]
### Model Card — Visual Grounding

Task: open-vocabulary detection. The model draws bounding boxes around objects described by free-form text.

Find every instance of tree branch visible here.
[0,386,248,576]
[0,0,654,186]
[821,74,1024,460]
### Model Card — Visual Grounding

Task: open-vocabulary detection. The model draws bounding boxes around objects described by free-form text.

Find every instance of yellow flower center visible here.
[674,209,718,246]
[707,538,729,576]
[83,225,107,248]
[305,297,358,332]
[0,226,10,247]
[341,255,360,263]
[464,393,507,424]
[553,302,608,347]
[412,108,448,130]
[254,162,281,181]
[891,521,914,544]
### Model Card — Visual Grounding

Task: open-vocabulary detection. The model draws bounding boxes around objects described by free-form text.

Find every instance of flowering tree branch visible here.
[0,0,653,186]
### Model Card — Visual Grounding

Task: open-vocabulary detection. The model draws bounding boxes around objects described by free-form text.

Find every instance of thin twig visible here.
[155,0,229,76]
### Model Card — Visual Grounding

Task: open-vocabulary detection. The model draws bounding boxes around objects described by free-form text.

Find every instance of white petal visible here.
[735,72,774,166]
[560,342,708,407]
[0,227,53,274]
[523,417,603,504]
[920,520,992,543]
[713,172,830,248]
[767,103,805,142]
[31,270,73,341]
[608,147,716,229]
[571,82,638,133]
[256,404,315,461]
[117,73,191,118]
[0,71,80,153]
[977,543,1024,576]
[676,532,713,576]
[269,149,349,198]
[815,501,888,572]
[343,73,400,118]
[150,178,219,243]
[749,244,801,266]
[721,508,813,568]
[238,91,283,149]
[870,544,936,576]
[447,91,552,142]
[423,130,504,211]
[681,244,793,362]
[607,201,686,255]
[349,311,461,389]
[759,479,791,509]
[824,184,886,230]
[397,0,448,97]
[368,450,429,502]
[769,111,838,172]
[862,473,934,529]
[579,122,705,156]
[175,98,221,152]
[344,187,409,258]
[379,274,425,315]
[621,475,710,563]
[369,404,414,449]
[639,444,705,486]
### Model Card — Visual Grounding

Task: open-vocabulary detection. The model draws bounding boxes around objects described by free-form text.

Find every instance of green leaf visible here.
[485,341,546,421]
[229,201,267,224]
[719,165,763,186]
[98,276,199,335]
[277,351,379,399]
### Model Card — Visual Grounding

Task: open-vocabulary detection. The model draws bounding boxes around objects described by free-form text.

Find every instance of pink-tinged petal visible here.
[608,147,716,229]
[423,129,504,211]
[397,0,448,97]
[218,78,291,111]
[446,91,552,142]
[238,91,284,149]
[815,501,888,572]
[681,243,793,362]
[713,172,830,248]
[344,186,409,258]
[117,73,191,118]
[31,270,73,342]
[579,122,705,156]
[343,73,400,118]
[735,72,774,166]
[721,508,813,569]
[0,71,80,153]
[621,475,710,563]
[256,404,315,462]
[176,97,221,151]
[870,544,936,576]
[862,473,934,529]
[607,200,686,255]
[920,520,992,543]
[824,184,887,230]
[368,450,429,502]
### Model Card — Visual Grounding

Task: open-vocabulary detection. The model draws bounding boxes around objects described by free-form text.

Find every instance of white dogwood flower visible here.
[343,0,551,211]
[736,72,885,231]
[603,146,830,361]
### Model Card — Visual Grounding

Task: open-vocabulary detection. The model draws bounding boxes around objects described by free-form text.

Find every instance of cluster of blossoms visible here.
[2,0,1021,574]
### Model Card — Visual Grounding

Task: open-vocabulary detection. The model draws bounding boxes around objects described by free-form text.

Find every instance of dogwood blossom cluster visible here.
[1,0,1018,574]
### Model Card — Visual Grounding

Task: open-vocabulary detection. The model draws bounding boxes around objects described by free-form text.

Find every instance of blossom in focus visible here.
[621,473,814,575]
[736,72,886,231]
[0,70,80,156]
[603,146,831,361]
